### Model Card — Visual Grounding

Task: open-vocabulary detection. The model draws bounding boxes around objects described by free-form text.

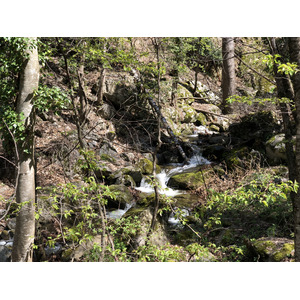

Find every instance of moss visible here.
[251,238,294,261]
[107,184,133,205]
[169,168,215,190]
[209,124,220,132]
[223,147,249,169]
[136,158,161,175]
[180,102,198,123]
[196,112,207,125]
[273,243,294,262]
[61,248,73,261]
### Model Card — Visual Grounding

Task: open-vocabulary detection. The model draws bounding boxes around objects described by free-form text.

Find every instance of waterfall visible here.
[136,147,210,196]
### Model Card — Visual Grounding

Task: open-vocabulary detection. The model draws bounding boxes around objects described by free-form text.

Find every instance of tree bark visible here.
[288,37,300,261]
[12,38,39,262]
[269,38,297,185]
[221,37,236,114]
[97,68,106,106]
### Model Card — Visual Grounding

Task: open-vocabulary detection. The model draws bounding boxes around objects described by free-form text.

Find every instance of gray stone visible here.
[0,245,11,262]
[265,133,295,164]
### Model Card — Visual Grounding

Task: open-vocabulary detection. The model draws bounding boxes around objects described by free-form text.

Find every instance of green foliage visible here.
[34,85,71,114]
[166,37,222,74]
[134,242,187,262]
[0,37,34,152]
[202,172,298,231]
[262,53,299,76]
[48,178,116,248]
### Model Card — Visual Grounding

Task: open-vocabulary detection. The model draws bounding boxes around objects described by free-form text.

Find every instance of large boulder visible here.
[124,206,169,248]
[192,103,230,131]
[0,245,11,262]
[105,184,133,209]
[168,166,223,190]
[100,71,137,109]
[265,133,295,164]
[135,158,161,175]
[229,111,281,142]
[246,237,294,262]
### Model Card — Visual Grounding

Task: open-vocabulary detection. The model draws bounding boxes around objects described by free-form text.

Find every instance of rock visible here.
[0,245,11,262]
[247,237,294,262]
[208,124,220,132]
[180,102,198,123]
[195,112,207,126]
[124,206,169,248]
[135,158,161,175]
[72,234,107,262]
[105,184,133,209]
[185,243,217,262]
[99,142,119,161]
[229,111,280,142]
[174,193,202,209]
[202,144,227,162]
[265,133,295,164]
[168,167,220,190]
[0,230,11,240]
[99,103,116,120]
[44,243,63,257]
[6,218,16,231]
[119,166,143,185]
[115,174,136,187]
[223,147,250,170]
[101,72,137,110]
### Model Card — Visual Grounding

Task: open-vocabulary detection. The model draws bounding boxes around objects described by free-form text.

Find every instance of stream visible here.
[107,126,212,222]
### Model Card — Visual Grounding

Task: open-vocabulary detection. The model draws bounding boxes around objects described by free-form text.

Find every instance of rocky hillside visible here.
[0,38,295,262]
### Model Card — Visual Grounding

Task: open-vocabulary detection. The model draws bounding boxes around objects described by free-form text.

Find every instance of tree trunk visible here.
[221,37,236,114]
[269,38,297,184]
[97,68,106,106]
[288,37,300,261]
[12,38,39,262]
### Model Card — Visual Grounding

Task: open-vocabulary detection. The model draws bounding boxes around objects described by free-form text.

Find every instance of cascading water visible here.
[107,126,212,221]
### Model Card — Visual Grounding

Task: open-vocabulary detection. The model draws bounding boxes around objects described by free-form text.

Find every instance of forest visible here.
[1,37,300,262]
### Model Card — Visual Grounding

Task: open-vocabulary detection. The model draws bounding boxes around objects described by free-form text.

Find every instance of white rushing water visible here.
[135,151,210,196]
[106,203,133,219]
[107,130,212,220]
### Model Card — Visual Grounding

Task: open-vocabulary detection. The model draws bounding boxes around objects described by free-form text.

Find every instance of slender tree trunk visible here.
[288,37,300,261]
[149,38,162,233]
[12,38,39,262]
[269,38,296,183]
[97,68,106,106]
[221,37,236,114]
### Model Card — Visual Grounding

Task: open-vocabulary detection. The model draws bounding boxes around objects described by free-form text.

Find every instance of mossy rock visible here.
[136,192,155,206]
[196,112,207,126]
[229,111,280,141]
[108,170,136,187]
[265,133,295,164]
[249,237,294,262]
[106,184,133,209]
[119,166,143,185]
[208,124,220,132]
[135,158,161,175]
[223,147,249,170]
[168,167,221,190]
[180,103,198,123]
[173,193,201,209]
[185,243,217,262]
[100,153,116,163]
[124,206,169,248]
